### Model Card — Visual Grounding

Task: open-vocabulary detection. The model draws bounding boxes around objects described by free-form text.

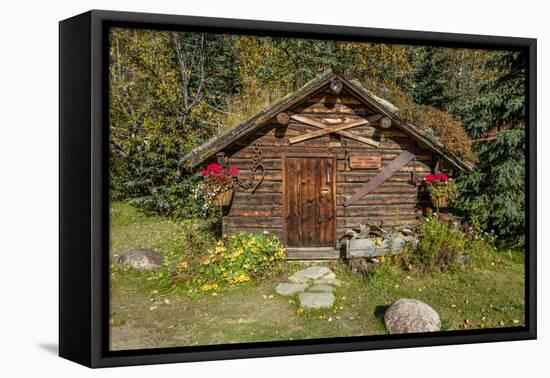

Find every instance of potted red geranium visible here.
[200,163,240,206]
[422,172,458,209]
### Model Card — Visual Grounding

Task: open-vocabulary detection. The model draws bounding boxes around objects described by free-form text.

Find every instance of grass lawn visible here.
[109,202,525,351]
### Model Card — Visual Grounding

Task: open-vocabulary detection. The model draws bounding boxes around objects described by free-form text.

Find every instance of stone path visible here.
[275,266,342,310]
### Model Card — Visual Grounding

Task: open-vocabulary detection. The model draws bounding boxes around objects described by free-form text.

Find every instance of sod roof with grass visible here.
[180,70,475,172]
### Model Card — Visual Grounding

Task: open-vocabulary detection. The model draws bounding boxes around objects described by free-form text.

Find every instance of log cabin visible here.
[180,70,473,259]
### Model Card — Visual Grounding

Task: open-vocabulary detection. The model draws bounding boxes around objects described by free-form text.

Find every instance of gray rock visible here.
[299,292,336,310]
[389,234,407,251]
[289,266,332,281]
[116,249,163,270]
[288,275,311,284]
[275,283,308,296]
[384,299,441,334]
[322,272,336,279]
[314,278,342,287]
[389,234,419,252]
[307,284,334,293]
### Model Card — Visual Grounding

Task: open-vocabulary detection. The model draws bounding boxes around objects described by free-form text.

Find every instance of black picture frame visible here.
[59,9,537,368]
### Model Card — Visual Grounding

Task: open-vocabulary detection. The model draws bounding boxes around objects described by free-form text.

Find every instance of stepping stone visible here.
[299,292,335,310]
[307,284,334,293]
[275,283,309,296]
[314,278,342,287]
[288,275,311,284]
[289,266,332,282]
[322,272,336,279]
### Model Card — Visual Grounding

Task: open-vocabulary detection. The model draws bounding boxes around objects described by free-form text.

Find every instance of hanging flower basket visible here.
[431,194,449,209]
[199,163,240,207]
[213,189,234,206]
[421,173,458,210]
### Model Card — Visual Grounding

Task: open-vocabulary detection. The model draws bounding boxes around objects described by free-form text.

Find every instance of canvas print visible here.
[108,27,526,351]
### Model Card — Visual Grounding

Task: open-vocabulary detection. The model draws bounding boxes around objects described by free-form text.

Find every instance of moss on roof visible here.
[356,79,477,164]
[180,70,476,171]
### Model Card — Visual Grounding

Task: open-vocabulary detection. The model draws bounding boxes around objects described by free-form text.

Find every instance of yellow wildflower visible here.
[234,274,250,282]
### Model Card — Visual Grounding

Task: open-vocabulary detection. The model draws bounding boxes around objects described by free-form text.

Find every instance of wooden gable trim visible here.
[180,71,474,172]
[288,114,380,147]
[179,70,338,169]
[288,117,370,144]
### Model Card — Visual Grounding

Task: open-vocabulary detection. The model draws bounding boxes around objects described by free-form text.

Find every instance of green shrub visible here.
[397,211,501,273]
[466,237,496,268]
[462,220,498,268]
[127,173,220,223]
[179,232,286,293]
[405,211,465,273]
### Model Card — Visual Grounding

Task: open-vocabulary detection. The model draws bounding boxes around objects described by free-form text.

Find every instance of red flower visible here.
[229,166,239,176]
[219,174,228,181]
[425,173,436,183]
[425,207,432,213]
[206,163,223,173]
[436,173,449,182]
[201,169,209,176]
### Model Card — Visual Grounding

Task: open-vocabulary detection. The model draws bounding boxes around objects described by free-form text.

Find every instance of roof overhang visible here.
[179,70,474,172]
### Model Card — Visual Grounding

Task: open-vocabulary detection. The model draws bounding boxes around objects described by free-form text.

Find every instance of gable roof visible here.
[179,70,474,172]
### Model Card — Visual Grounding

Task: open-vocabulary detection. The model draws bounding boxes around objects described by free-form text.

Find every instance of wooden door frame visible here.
[282,152,337,248]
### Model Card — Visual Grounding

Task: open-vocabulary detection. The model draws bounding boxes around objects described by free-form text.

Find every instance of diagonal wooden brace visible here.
[344,144,417,207]
[288,118,369,144]
[290,114,380,147]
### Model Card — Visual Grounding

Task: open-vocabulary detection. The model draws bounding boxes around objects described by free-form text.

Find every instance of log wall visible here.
[213,87,434,245]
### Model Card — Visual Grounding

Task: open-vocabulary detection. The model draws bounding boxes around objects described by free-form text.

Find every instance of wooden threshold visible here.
[285,247,341,260]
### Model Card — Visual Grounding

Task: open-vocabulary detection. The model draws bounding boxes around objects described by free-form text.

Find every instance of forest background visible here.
[109,28,526,247]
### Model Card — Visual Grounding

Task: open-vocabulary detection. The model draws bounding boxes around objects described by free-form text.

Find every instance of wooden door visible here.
[284,156,335,247]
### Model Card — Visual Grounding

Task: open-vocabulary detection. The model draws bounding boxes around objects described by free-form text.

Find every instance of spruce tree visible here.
[456,51,526,247]
[409,47,453,110]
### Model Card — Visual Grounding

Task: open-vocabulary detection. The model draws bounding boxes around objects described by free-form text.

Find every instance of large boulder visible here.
[116,248,163,270]
[384,299,441,334]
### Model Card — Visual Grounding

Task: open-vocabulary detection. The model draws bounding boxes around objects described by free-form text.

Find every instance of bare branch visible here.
[171,32,207,114]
